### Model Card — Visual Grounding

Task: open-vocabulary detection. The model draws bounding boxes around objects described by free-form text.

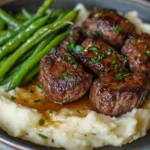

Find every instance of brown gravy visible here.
[14,81,93,114]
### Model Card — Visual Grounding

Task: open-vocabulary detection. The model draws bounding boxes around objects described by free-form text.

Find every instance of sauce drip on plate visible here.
[14,80,93,116]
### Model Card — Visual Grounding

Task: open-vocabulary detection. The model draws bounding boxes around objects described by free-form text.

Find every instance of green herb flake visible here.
[114,25,121,34]
[33,99,41,103]
[74,45,84,53]
[87,32,94,36]
[115,73,123,80]
[106,49,115,55]
[94,13,100,18]
[11,96,16,101]
[114,63,121,70]
[61,69,70,79]
[39,119,45,126]
[68,77,76,82]
[51,139,54,143]
[38,133,48,139]
[96,30,103,36]
[69,30,74,35]
[38,84,43,89]
[30,89,34,93]
[48,110,53,114]
[67,43,84,54]
[130,38,136,44]
[123,67,129,72]
[144,51,150,57]
[77,110,80,113]
[91,57,99,64]
[90,46,99,54]
[97,83,101,87]
[115,73,130,80]
[73,64,78,68]
[101,9,110,14]
[111,58,117,65]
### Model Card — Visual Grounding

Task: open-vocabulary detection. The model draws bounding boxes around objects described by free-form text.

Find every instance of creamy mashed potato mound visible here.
[0,4,150,150]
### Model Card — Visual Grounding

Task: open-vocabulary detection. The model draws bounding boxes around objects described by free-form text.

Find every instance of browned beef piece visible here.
[122,33,150,73]
[68,36,127,75]
[82,8,135,48]
[89,71,149,117]
[60,26,83,49]
[39,47,92,104]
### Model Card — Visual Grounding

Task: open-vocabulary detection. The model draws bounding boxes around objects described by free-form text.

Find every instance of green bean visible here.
[0,46,36,68]
[0,0,53,46]
[0,9,20,27]
[8,30,70,90]
[0,30,7,36]
[0,19,5,30]
[22,8,32,19]
[0,15,42,46]
[0,34,55,85]
[21,65,40,85]
[15,13,27,21]
[37,0,53,16]
[0,15,49,60]
[0,10,77,79]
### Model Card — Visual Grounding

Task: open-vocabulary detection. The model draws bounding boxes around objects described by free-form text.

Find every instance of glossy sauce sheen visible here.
[14,80,93,116]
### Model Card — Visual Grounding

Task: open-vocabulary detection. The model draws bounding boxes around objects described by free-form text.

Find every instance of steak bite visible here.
[61,26,83,49]
[122,33,150,73]
[89,71,149,117]
[68,36,127,75]
[39,47,92,104]
[82,8,135,48]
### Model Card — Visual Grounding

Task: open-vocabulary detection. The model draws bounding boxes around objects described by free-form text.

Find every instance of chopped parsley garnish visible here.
[115,73,130,80]
[38,84,43,89]
[117,54,122,58]
[11,96,16,101]
[69,30,74,35]
[98,54,105,60]
[91,57,99,63]
[96,30,103,36]
[39,119,45,126]
[67,56,75,64]
[61,69,70,79]
[111,58,121,70]
[97,82,108,87]
[90,46,99,54]
[73,64,78,68]
[33,99,41,103]
[114,63,121,70]
[51,139,54,143]
[97,83,101,87]
[68,77,76,82]
[30,90,34,93]
[67,43,84,54]
[38,133,48,139]
[48,110,53,114]
[114,25,121,34]
[105,49,115,55]
[115,73,123,80]
[77,110,80,113]
[130,38,136,44]
[101,9,110,14]
[94,13,100,18]
[144,50,150,57]
[111,58,117,65]
[87,32,94,36]
[123,67,129,72]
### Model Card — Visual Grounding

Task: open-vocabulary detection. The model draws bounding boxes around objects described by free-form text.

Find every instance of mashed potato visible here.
[0,4,150,150]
